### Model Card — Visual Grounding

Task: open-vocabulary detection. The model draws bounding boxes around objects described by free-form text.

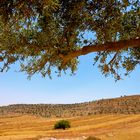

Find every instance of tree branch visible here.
[108,52,118,66]
[61,38,140,63]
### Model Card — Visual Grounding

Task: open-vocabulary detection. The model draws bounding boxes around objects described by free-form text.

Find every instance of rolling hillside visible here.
[0,95,140,118]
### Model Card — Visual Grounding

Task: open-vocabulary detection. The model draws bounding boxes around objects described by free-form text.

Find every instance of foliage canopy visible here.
[85,136,101,140]
[54,120,71,130]
[0,0,140,80]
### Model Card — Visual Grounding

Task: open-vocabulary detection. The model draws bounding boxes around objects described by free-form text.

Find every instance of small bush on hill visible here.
[85,136,101,140]
[54,120,70,130]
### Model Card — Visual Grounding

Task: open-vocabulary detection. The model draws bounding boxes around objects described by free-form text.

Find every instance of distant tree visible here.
[85,136,101,140]
[54,120,71,130]
[0,0,140,80]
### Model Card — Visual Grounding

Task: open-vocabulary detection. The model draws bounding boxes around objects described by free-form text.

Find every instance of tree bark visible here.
[61,38,140,63]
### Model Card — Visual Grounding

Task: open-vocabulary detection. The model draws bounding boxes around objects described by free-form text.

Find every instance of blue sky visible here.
[0,52,140,106]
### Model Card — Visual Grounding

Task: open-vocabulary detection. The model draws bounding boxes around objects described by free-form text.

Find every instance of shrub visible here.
[54,120,70,130]
[85,136,101,140]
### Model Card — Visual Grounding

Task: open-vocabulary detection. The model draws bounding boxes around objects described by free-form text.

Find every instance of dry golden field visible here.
[0,114,140,140]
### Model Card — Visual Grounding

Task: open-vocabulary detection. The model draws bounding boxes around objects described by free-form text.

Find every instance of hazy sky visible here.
[0,52,140,106]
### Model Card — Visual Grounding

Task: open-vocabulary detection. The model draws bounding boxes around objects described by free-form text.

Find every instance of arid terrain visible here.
[0,114,140,140]
[0,95,140,140]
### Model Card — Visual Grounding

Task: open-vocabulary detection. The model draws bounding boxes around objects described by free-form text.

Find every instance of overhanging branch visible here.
[61,38,140,63]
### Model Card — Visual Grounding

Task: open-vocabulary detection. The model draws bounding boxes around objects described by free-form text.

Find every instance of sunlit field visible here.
[0,114,140,140]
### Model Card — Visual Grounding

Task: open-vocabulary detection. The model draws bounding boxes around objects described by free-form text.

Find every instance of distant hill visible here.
[0,95,140,118]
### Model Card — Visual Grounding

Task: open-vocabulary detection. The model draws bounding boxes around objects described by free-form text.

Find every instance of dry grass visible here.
[0,114,140,140]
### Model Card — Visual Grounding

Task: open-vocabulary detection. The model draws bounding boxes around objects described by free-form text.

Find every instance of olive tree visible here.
[0,0,140,80]
[54,120,71,130]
